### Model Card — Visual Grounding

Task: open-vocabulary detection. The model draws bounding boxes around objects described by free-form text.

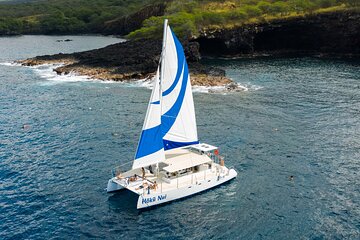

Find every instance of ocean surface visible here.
[0,35,359,240]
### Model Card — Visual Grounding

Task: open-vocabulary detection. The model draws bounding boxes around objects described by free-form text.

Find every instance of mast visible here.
[160,19,168,96]
[157,19,168,175]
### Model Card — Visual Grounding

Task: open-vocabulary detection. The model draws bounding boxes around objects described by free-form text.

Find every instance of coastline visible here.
[17,39,245,92]
[18,57,236,85]
[14,8,359,92]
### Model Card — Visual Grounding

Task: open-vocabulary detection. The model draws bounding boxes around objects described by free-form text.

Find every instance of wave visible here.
[235,82,263,91]
[30,64,102,84]
[0,61,22,67]
[192,84,248,94]
[2,61,262,92]
[31,64,262,92]
[1,61,96,84]
[135,78,263,94]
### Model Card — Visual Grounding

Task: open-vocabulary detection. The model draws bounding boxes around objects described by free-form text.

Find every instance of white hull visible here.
[106,179,124,193]
[137,169,237,209]
[105,167,237,209]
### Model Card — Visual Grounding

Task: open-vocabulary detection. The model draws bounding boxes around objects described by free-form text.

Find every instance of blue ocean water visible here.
[0,36,359,239]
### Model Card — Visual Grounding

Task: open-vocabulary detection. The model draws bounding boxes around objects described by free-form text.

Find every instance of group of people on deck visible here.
[140,167,158,193]
[128,167,157,193]
[116,166,158,194]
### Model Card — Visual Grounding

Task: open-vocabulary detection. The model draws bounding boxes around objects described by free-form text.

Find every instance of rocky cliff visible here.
[195,10,360,57]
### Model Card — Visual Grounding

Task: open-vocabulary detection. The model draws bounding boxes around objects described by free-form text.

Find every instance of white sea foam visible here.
[134,78,154,89]
[4,61,262,92]
[19,63,108,86]
[134,77,256,94]
[0,61,21,67]
[192,83,249,94]
[231,82,263,91]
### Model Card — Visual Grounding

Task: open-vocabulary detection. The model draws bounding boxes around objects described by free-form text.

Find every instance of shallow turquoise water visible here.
[0,36,359,239]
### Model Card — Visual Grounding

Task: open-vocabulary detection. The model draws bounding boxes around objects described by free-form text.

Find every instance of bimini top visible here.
[190,143,218,152]
[163,151,212,173]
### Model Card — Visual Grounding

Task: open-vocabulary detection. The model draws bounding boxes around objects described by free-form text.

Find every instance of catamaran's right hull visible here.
[137,169,237,209]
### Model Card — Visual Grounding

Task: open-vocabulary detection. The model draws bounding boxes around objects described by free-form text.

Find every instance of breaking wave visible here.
[2,61,262,92]
[30,64,100,84]
[0,61,21,67]
[135,78,263,94]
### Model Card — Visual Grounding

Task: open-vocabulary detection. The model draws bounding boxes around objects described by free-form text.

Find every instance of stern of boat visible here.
[106,178,124,193]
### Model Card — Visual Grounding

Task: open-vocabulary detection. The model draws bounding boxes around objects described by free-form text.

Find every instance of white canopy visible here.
[190,143,218,152]
[163,151,212,173]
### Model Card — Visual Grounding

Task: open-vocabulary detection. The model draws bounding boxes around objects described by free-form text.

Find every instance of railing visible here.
[111,161,133,178]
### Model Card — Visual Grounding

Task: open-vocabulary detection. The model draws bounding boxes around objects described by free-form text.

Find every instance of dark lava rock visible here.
[21,37,233,86]
[195,10,360,57]
[185,41,201,62]
[33,38,207,75]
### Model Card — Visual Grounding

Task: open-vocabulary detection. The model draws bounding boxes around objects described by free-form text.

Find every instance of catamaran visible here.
[106,19,237,209]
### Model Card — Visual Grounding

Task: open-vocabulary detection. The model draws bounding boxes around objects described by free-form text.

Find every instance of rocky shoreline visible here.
[18,38,243,91]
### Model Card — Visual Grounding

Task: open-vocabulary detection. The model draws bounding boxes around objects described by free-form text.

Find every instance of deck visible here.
[113,164,227,196]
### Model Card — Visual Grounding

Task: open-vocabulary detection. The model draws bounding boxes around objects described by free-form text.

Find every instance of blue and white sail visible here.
[161,23,199,150]
[132,20,198,169]
[133,67,165,169]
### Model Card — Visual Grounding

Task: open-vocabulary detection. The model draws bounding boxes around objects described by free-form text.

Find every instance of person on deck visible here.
[141,167,145,178]
[149,165,153,174]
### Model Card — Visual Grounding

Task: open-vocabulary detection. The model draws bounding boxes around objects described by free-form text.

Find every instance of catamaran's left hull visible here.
[106,179,124,193]
[137,169,237,209]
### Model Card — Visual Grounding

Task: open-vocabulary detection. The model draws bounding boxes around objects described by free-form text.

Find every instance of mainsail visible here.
[160,24,199,150]
[132,20,199,169]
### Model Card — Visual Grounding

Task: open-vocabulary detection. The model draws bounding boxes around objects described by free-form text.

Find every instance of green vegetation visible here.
[0,0,157,34]
[0,0,358,36]
[128,0,359,40]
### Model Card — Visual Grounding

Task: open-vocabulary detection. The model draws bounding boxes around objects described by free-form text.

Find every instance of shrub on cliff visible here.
[257,1,272,14]
[316,0,337,8]
[127,12,197,40]
[227,9,249,21]
[269,1,290,15]
[0,17,23,35]
[242,5,263,18]
[198,11,226,25]
[289,0,316,13]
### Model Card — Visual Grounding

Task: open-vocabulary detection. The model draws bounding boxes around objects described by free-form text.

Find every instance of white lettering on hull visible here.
[141,194,167,205]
